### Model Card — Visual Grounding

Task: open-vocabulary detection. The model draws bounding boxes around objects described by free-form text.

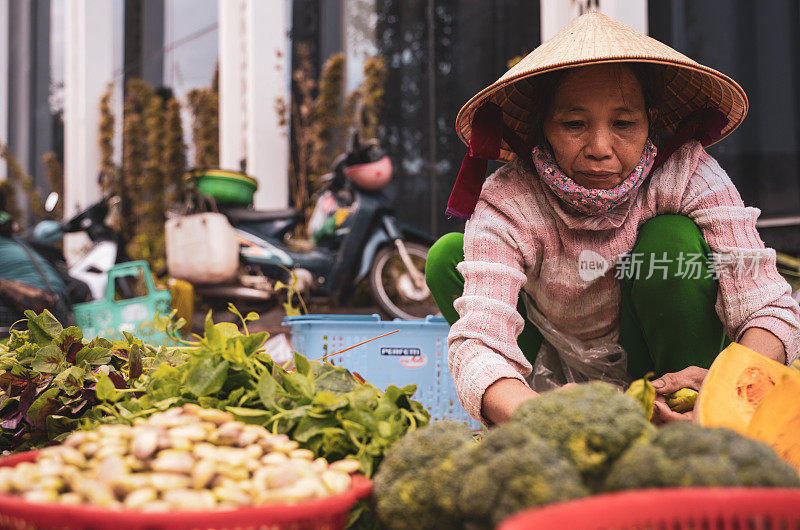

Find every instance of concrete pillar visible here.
[219,0,290,210]
[218,0,246,174]
[540,0,647,42]
[63,0,117,218]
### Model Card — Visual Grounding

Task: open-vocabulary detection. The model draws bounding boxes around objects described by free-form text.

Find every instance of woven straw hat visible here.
[455,11,748,163]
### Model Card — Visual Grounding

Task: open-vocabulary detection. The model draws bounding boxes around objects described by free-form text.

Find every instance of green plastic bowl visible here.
[186,169,258,206]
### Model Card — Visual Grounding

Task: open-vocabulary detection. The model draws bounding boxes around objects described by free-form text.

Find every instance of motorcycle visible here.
[180,132,439,320]
[0,193,122,335]
[29,193,123,302]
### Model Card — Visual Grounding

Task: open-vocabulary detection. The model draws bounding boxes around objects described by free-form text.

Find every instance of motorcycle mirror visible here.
[44,192,59,213]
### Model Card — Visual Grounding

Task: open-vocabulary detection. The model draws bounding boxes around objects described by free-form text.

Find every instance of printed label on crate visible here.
[380,347,421,357]
[399,353,428,368]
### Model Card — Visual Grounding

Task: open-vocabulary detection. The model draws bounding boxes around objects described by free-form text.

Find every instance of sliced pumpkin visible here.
[696,342,800,434]
[747,375,800,473]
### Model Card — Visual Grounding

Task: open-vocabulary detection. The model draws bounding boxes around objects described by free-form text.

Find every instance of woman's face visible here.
[542,64,649,189]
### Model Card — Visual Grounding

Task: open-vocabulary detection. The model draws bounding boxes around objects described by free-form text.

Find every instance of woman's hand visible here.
[651,366,708,425]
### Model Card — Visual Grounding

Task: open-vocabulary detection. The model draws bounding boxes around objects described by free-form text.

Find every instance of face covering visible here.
[533,138,657,215]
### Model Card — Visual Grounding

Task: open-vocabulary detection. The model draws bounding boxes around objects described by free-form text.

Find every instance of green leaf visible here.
[226,406,272,424]
[185,357,229,397]
[147,364,182,401]
[55,327,83,358]
[238,332,268,356]
[257,374,281,410]
[31,345,64,374]
[314,363,360,396]
[95,373,121,402]
[24,310,63,346]
[311,391,348,411]
[223,387,246,406]
[75,346,112,366]
[293,414,339,443]
[221,339,247,365]
[45,414,79,439]
[341,408,378,433]
[153,397,182,410]
[282,372,314,400]
[53,366,85,396]
[203,311,224,350]
[216,322,240,338]
[198,396,221,409]
[27,387,60,423]
[245,312,259,322]
[294,352,311,376]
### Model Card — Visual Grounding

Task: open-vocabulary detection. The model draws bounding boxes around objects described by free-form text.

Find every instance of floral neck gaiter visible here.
[533,138,657,215]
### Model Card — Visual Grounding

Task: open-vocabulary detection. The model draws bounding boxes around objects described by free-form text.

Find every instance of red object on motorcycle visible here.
[343,155,393,190]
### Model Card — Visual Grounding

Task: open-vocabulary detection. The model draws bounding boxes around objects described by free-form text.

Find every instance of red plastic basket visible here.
[499,488,800,530]
[0,451,372,530]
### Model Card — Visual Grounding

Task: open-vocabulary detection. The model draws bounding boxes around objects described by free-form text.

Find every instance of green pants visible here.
[425,215,732,378]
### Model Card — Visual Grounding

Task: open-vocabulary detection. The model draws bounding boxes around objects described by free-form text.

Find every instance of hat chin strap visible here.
[446,102,534,219]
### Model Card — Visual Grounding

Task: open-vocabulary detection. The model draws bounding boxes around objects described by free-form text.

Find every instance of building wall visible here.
[374,0,542,237]
[650,0,800,251]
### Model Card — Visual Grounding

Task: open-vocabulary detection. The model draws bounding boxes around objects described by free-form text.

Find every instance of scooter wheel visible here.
[368,241,439,320]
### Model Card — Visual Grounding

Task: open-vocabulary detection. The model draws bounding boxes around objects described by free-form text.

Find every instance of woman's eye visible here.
[614,120,635,128]
[562,121,584,130]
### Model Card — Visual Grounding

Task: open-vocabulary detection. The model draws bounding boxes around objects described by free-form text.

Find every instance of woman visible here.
[425,13,800,426]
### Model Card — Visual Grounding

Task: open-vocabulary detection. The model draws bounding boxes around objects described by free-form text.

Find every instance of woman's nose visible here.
[584,127,613,160]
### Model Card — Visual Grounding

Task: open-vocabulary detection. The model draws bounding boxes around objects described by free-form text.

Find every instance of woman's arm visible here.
[677,147,800,365]
[482,378,538,424]
[738,326,786,364]
[448,166,540,424]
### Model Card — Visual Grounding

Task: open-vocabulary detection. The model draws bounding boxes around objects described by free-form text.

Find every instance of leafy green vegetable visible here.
[90,309,430,478]
[0,310,156,451]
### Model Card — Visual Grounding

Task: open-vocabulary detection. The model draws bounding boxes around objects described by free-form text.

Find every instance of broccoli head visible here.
[510,381,654,489]
[456,422,588,529]
[604,422,800,491]
[372,421,474,530]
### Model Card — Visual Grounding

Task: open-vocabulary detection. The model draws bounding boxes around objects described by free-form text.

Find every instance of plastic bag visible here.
[522,294,632,392]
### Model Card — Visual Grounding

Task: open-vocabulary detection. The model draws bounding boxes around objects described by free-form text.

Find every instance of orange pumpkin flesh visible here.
[696,343,800,434]
[746,375,800,474]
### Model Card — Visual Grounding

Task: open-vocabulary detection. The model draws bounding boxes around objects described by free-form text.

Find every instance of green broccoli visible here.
[456,423,588,529]
[604,422,800,491]
[372,421,474,530]
[510,381,655,490]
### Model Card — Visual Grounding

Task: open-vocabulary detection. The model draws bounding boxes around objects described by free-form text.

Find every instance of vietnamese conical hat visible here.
[455,11,748,163]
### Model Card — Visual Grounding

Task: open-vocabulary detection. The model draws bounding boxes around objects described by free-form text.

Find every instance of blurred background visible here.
[2,0,800,256]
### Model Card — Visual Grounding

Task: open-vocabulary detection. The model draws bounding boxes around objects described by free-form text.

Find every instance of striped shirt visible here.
[448,141,800,422]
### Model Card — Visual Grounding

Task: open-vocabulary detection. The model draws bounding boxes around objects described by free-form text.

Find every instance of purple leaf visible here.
[1,411,22,430]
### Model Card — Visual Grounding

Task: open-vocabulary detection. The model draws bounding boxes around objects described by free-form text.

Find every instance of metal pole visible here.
[426,0,437,236]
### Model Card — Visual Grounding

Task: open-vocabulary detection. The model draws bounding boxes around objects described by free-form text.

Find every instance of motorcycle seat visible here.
[220,207,301,223]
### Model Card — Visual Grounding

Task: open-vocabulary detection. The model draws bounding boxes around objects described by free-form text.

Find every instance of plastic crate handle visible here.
[103,260,158,302]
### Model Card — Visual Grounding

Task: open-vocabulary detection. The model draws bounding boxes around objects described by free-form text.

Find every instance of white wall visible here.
[0,0,8,180]
[598,0,647,34]
[540,0,647,41]
[219,0,290,210]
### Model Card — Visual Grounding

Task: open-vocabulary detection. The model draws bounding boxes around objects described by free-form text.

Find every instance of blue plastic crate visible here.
[282,314,480,429]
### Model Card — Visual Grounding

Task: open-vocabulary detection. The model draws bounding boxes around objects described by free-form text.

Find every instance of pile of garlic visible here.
[0,404,359,511]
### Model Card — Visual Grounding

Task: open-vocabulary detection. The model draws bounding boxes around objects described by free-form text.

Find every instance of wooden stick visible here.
[286,329,401,374]
[312,329,400,363]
